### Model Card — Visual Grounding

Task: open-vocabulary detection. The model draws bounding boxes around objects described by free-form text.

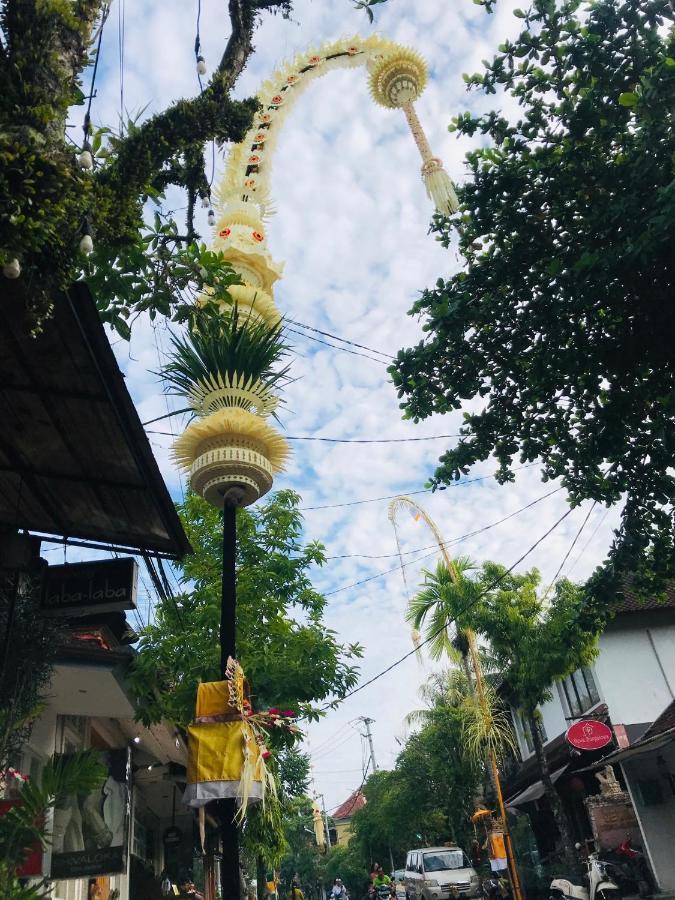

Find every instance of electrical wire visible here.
[324,486,562,560]
[285,326,387,365]
[310,730,358,761]
[564,507,611,580]
[327,762,370,815]
[308,722,353,756]
[298,505,573,721]
[542,501,597,600]
[299,467,538,511]
[83,4,110,144]
[145,428,463,442]
[322,489,562,594]
[117,0,125,134]
[286,433,462,444]
[287,319,394,361]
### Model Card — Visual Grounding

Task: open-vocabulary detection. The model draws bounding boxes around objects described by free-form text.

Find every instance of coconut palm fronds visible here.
[161,306,291,403]
[459,680,517,764]
[405,558,481,660]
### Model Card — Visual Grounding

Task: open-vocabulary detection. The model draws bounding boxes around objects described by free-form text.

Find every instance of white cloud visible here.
[79,0,622,813]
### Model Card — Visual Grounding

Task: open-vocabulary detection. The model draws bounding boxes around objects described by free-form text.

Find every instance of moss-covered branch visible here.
[0,0,293,331]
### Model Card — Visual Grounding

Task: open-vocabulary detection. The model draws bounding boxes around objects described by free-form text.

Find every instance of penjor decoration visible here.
[164,33,457,899]
[170,35,458,514]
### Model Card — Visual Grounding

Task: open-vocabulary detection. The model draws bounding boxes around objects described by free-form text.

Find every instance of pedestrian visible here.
[330,877,348,898]
[178,877,205,900]
[287,880,304,899]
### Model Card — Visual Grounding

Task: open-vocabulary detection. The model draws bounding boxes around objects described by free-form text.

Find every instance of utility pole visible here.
[357,718,395,873]
[315,792,332,849]
[358,717,378,772]
[219,495,241,900]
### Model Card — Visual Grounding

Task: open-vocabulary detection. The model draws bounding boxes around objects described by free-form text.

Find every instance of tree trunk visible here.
[527,709,581,878]
[257,854,267,900]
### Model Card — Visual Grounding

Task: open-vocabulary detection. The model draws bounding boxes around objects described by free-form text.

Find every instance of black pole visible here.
[219,498,240,900]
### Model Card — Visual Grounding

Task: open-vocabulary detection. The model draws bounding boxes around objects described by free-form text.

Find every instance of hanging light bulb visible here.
[196,55,207,76]
[79,233,94,255]
[200,195,210,208]
[78,148,93,170]
[2,258,21,279]
[207,208,216,227]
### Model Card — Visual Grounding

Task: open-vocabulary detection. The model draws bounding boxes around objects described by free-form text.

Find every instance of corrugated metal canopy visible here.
[0,281,191,558]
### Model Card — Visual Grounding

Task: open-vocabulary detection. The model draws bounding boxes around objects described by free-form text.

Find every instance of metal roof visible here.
[0,281,191,558]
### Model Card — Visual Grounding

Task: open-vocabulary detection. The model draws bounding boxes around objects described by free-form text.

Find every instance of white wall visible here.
[512,612,675,761]
[595,616,675,727]
[622,743,675,892]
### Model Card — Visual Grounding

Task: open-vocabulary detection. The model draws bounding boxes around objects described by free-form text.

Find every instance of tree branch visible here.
[97,0,291,212]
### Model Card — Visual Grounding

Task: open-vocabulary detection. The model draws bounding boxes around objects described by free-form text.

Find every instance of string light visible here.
[78,149,94,170]
[200,195,210,208]
[196,54,207,76]
[207,208,216,226]
[79,234,94,255]
[3,259,21,279]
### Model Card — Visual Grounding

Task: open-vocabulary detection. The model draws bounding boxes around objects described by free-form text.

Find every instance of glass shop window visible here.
[560,667,600,718]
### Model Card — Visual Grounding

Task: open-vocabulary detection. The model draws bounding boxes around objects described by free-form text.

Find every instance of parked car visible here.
[405,847,481,900]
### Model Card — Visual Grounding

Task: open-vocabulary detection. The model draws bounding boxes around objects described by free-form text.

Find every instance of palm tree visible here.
[405,666,516,766]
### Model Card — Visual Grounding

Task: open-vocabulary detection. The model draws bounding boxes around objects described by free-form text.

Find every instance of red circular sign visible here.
[566,719,613,751]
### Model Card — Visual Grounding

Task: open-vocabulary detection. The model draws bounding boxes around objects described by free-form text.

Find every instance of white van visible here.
[405,846,480,900]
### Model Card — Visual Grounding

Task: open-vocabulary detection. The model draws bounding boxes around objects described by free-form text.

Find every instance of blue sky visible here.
[60,0,622,812]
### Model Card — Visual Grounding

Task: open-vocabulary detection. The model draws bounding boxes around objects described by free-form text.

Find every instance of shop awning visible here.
[0,281,191,558]
[584,727,675,767]
[506,764,569,806]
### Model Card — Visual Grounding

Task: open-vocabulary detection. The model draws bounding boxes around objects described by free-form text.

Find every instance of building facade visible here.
[505,589,675,891]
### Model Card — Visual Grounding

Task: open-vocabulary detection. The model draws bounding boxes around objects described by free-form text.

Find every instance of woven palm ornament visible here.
[174,36,457,511]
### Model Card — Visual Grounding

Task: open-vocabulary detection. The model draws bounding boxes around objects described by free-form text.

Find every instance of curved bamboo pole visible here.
[388,497,523,900]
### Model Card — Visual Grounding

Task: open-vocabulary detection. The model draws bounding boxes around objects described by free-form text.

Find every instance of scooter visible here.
[604,836,653,897]
[550,852,620,900]
[482,874,511,900]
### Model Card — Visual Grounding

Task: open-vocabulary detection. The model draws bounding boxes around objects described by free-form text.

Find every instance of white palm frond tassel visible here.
[368,46,459,215]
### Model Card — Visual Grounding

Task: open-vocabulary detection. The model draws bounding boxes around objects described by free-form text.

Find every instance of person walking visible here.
[287,880,304,899]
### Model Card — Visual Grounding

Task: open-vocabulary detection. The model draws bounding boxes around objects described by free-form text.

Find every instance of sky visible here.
[62,0,623,814]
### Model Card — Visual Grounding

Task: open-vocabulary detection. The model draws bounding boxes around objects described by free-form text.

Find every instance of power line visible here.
[325,486,562,560]
[543,501,597,599]
[285,326,386,365]
[299,505,573,720]
[323,487,563,595]
[565,506,611,580]
[311,730,357,761]
[145,428,463,442]
[299,466,537,511]
[287,318,394,361]
[83,4,110,144]
[308,722,353,756]
[326,762,370,815]
[117,0,125,134]
[285,433,461,444]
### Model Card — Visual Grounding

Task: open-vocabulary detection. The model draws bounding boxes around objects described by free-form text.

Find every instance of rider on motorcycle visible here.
[370,865,392,898]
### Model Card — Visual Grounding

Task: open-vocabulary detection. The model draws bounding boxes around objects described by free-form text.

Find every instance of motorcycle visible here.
[550,851,620,900]
[482,874,511,900]
[368,883,394,899]
[603,836,653,897]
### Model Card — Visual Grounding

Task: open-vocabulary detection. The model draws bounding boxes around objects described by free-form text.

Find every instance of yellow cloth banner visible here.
[489,833,506,860]
[195,680,232,717]
[187,720,256,784]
